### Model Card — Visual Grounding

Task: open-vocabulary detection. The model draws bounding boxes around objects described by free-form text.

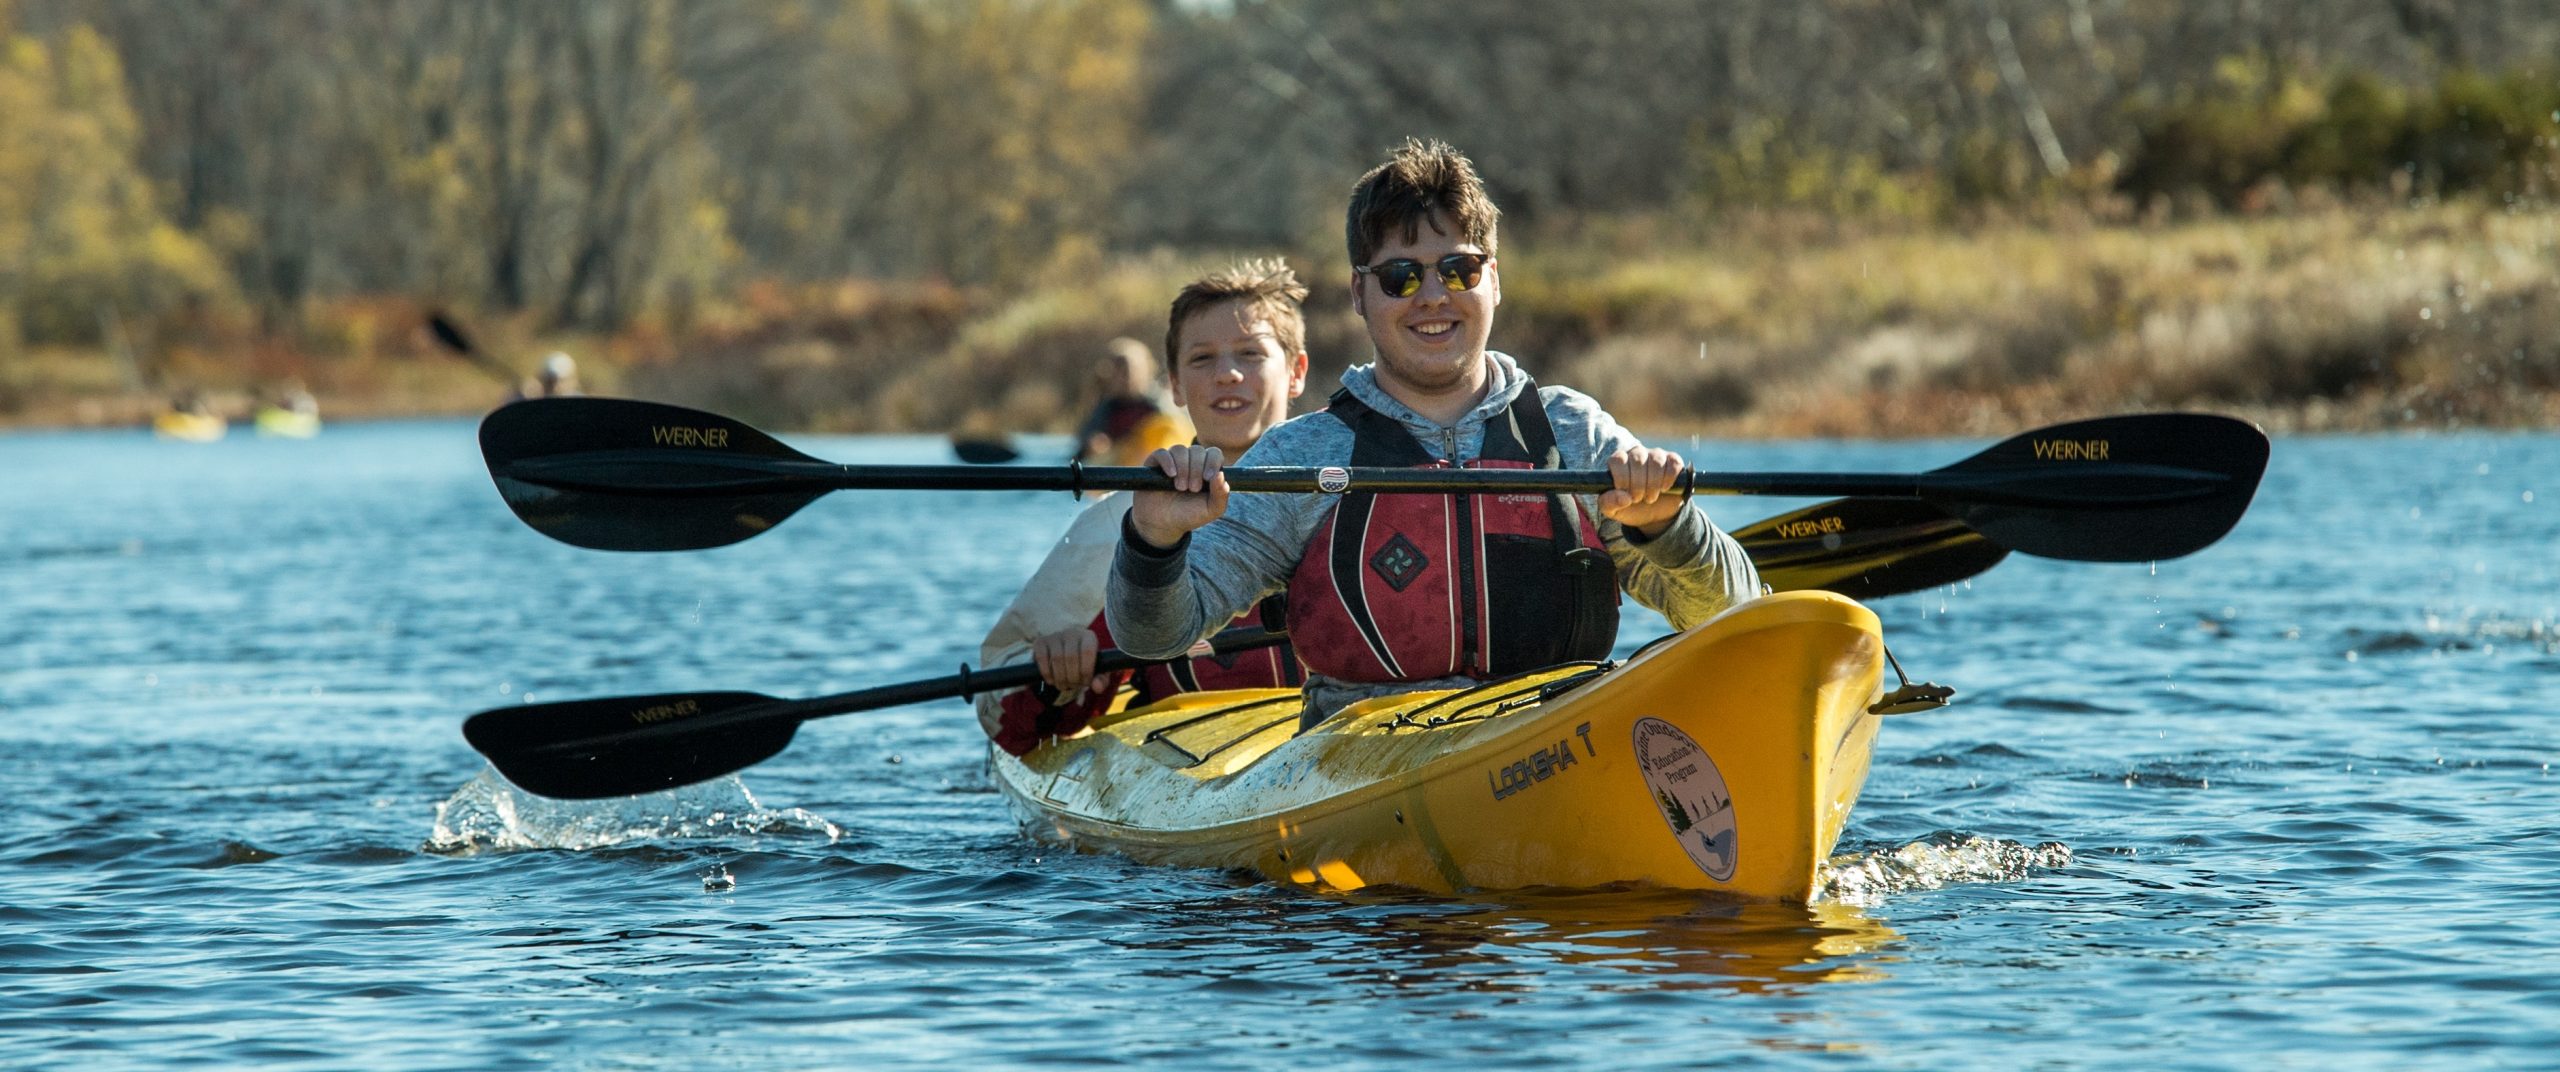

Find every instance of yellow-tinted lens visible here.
[1363,255,1486,298]
[1375,259,1424,298]
[1436,253,1486,292]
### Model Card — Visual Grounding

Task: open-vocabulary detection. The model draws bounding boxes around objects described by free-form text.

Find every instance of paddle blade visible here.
[951,436,1021,464]
[426,311,476,356]
[1924,413,2269,562]
[479,397,831,551]
[1734,497,2010,600]
[464,690,797,800]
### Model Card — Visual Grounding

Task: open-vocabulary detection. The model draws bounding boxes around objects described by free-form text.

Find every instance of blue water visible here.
[2,418,2553,1069]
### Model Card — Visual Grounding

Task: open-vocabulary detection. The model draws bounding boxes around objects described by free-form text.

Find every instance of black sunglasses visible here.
[1355,253,1489,299]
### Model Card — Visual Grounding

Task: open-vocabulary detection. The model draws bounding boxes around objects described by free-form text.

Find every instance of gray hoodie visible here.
[1106,351,1760,722]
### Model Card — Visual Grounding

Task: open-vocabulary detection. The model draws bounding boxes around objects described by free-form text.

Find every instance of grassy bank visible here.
[7,204,2556,438]
[1513,201,2560,436]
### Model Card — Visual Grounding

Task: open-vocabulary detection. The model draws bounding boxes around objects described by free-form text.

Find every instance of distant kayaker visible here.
[1071,337,1188,465]
[976,261,1311,755]
[1106,139,1761,732]
[508,352,582,402]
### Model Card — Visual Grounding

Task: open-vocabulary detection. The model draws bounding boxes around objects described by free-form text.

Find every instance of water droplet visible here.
[2420,307,2433,320]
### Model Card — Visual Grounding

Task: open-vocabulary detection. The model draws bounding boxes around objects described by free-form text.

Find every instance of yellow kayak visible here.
[153,410,227,442]
[254,406,321,438]
[993,591,1887,902]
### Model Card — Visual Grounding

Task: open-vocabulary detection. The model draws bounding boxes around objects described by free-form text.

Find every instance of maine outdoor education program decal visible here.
[1632,717,1737,881]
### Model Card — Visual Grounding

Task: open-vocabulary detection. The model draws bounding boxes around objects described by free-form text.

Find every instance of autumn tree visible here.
[688,0,1153,284]
[0,2,227,357]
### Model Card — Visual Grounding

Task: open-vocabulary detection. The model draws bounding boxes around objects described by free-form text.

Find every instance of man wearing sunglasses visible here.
[1108,138,1759,730]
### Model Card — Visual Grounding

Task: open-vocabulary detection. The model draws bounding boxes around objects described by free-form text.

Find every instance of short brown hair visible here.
[1345,138,1500,268]
[1164,258,1309,366]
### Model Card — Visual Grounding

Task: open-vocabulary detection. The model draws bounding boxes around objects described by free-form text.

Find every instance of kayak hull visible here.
[254,407,321,438]
[993,591,1886,903]
[154,411,227,442]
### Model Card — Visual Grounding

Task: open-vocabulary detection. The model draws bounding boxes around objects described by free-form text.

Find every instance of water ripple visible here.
[5,425,2558,1069]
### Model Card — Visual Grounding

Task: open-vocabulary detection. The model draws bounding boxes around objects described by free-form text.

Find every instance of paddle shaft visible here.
[484,398,2267,560]
[511,627,1290,757]
[502,452,2223,506]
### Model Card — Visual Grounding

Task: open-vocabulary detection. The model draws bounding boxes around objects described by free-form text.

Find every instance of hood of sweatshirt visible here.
[1333,350,1532,461]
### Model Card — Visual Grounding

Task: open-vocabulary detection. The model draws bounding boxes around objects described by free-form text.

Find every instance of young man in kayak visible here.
[1107,139,1760,730]
[976,260,1312,755]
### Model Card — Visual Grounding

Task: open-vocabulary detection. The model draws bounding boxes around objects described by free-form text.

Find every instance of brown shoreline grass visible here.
[6,204,2554,438]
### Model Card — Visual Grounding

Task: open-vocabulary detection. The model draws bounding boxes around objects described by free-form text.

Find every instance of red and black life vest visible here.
[1282,383,1619,684]
[1103,604,1302,705]
[990,603,1300,757]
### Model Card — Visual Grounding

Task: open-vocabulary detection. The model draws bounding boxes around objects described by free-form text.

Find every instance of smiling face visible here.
[1351,211,1499,420]
[1169,298,1308,456]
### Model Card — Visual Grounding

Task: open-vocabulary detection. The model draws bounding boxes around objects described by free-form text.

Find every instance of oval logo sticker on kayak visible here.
[1633,717,1737,881]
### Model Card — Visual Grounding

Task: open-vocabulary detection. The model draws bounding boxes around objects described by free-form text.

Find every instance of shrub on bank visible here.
[2120,63,2560,211]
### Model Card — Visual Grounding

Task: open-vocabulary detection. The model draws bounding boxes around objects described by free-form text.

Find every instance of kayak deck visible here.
[993,591,1887,902]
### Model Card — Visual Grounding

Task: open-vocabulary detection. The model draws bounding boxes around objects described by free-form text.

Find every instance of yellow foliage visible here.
[1697,118,1949,222]
[818,0,1155,283]
[0,19,232,351]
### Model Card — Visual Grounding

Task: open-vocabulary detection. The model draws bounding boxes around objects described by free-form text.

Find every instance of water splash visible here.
[2422,612,2558,654]
[1820,834,2073,904]
[423,767,842,854]
[2340,613,2560,658]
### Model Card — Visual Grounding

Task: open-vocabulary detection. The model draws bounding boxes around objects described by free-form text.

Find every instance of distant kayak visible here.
[153,410,227,442]
[254,406,322,439]
[994,591,1886,902]
[950,436,1020,464]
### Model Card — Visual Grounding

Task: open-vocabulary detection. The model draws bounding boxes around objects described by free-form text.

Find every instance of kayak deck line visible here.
[992,591,1891,902]
[1125,660,1622,770]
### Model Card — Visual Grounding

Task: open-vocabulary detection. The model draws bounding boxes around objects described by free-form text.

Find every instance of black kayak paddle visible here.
[463,627,1291,800]
[479,397,2267,563]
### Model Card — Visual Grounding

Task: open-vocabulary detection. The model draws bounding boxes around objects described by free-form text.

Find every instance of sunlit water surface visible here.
[3,419,2552,1069]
